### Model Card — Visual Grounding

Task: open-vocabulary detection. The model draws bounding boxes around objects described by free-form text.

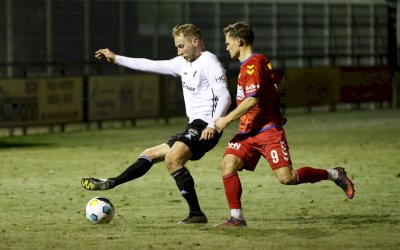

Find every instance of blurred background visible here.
[0,0,398,134]
[0,0,395,76]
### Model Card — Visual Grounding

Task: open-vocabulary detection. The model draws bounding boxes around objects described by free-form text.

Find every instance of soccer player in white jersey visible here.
[81,24,231,224]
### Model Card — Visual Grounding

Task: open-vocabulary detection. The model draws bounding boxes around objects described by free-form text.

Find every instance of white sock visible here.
[231,209,244,221]
[327,168,339,181]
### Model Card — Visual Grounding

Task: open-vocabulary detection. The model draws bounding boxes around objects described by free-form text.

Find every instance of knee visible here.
[277,175,296,185]
[278,178,294,185]
[165,150,186,173]
[220,161,227,173]
[141,149,155,160]
[274,166,297,185]
[164,152,176,169]
[220,159,239,176]
[141,147,167,163]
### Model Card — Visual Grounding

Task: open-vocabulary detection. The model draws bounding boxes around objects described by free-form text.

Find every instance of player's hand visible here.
[199,127,216,141]
[95,48,116,63]
[215,117,230,133]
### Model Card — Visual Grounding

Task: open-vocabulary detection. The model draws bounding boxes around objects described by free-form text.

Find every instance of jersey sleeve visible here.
[243,60,264,98]
[115,55,182,77]
[203,57,232,129]
[270,68,282,85]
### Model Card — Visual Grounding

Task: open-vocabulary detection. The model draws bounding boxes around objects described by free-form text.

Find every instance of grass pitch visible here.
[0,109,399,249]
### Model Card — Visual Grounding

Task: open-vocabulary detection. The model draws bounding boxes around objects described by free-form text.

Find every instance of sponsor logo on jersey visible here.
[193,71,198,78]
[182,82,195,92]
[245,84,258,92]
[247,65,255,75]
[215,74,226,83]
[228,142,241,150]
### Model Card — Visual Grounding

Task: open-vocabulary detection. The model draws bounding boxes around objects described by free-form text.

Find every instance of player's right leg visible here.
[81,143,170,191]
[215,154,248,228]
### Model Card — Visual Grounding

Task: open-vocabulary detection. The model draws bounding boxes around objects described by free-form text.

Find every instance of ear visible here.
[237,38,245,47]
[192,37,199,46]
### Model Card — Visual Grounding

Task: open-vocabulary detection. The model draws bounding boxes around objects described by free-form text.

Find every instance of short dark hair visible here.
[223,22,254,44]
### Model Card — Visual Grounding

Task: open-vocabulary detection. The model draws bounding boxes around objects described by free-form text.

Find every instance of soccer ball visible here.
[85,197,115,224]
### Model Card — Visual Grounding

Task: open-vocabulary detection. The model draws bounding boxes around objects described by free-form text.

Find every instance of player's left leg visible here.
[273,165,355,199]
[262,127,355,199]
[166,141,208,224]
[273,165,328,185]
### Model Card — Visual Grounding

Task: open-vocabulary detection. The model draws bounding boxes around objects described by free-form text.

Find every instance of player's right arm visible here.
[95,48,181,77]
[215,96,258,133]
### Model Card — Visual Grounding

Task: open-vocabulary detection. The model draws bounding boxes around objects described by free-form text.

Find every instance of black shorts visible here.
[166,119,222,161]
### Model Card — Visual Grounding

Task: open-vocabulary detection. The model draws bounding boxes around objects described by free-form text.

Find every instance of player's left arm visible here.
[199,61,232,140]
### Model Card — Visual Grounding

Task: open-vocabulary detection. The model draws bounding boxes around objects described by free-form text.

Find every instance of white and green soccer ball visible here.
[85,197,115,224]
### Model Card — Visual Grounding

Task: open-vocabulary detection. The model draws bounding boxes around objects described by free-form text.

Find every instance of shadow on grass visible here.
[277,213,396,226]
[209,213,398,239]
[0,141,53,149]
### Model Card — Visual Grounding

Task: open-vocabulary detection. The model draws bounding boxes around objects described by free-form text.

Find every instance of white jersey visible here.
[115,51,231,128]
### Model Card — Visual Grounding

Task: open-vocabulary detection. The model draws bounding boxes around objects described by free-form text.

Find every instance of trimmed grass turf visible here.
[0,109,399,249]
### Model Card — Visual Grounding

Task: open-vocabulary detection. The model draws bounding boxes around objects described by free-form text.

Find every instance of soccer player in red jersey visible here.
[214,22,355,227]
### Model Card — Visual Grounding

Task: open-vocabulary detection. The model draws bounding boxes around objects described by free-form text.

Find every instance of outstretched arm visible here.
[95,48,117,62]
[95,48,180,76]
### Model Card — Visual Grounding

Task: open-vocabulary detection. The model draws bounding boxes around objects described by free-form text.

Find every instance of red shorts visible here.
[224,127,292,171]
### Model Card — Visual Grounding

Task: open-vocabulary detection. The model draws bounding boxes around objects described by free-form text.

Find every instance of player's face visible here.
[174,34,197,62]
[225,34,240,60]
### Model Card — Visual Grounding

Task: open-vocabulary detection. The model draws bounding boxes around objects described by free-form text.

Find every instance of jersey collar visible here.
[241,53,257,65]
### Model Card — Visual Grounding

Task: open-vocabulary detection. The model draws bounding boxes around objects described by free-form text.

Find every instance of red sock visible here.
[223,173,242,209]
[295,166,328,184]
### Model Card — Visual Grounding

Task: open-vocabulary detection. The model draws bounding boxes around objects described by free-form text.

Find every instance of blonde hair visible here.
[172,24,202,40]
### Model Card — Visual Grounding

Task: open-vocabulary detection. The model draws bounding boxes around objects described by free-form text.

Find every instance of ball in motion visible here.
[85,197,115,224]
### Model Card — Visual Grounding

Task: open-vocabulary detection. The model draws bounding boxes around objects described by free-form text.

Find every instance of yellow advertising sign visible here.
[38,77,83,123]
[0,77,83,126]
[280,67,340,108]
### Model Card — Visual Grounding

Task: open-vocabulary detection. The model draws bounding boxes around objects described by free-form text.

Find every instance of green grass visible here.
[0,109,399,249]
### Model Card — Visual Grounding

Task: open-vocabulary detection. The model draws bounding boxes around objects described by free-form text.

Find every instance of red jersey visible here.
[236,53,284,133]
